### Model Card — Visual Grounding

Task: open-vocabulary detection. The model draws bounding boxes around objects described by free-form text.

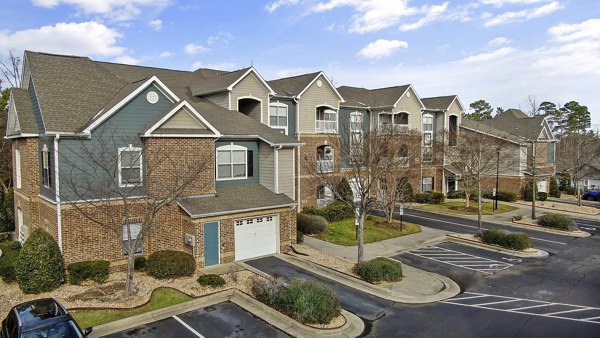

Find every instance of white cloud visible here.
[484,1,563,27]
[207,32,233,45]
[357,39,408,60]
[400,2,449,31]
[480,0,551,7]
[113,55,140,65]
[31,0,171,21]
[488,37,511,46]
[460,47,516,63]
[548,18,600,43]
[265,0,300,13]
[0,21,124,58]
[184,43,210,55]
[191,61,237,71]
[148,19,162,31]
[159,51,174,58]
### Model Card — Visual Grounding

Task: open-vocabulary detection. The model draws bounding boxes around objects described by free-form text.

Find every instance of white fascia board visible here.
[219,134,303,147]
[5,133,40,139]
[227,67,276,96]
[83,76,180,134]
[392,84,425,109]
[297,72,344,101]
[143,100,221,137]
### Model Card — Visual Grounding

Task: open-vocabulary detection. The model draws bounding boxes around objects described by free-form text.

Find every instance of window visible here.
[317,145,334,173]
[123,223,142,254]
[449,115,458,146]
[317,185,333,207]
[547,142,555,164]
[118,145,142,187]
[17,207,24,243]
[379,112,409,133]
[398,145,409,167]
[422,113,434,163]
[269,102,288,134]
[316,106,337,133]
[15,148,21,189]
[350,112,363,157]
[217,144,247,180]
[422,177,434,191]
[42,144,51,188]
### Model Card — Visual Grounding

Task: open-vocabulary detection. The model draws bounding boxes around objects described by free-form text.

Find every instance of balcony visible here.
[379,123,408,134]
[317,159,334,173]
[316,120,337,133]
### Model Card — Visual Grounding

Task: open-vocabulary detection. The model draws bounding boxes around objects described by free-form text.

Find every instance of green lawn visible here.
[421,201,518,215]
[71,287,193,329]
[317,216,421,246]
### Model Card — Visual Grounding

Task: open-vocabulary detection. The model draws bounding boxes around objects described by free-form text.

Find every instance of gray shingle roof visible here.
[190,67,251,96]
[337,85,410,107]
[421,95,457,111]
[23,51,300,146]
[460,118,526,144]
[178,183,296,218]
[267,72,321,97]
[9,88,38,135]
[479,109,545,140]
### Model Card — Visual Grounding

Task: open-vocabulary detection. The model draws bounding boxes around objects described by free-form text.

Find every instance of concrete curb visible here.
[89,288,364,338]
[508,220,591,238]
[446,234,549,258]
[244,254,460,304]
[513,201,600,216]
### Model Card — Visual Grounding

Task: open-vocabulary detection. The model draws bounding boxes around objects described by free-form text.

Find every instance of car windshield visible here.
[21,320,84,338]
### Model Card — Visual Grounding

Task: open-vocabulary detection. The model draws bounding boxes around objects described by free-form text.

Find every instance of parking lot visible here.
[103,301,289,338]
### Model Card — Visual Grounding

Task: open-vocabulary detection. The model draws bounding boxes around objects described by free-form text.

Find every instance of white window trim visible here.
[350,111,364,157]
[317,145,334,173]
[216,144,248,181]
[15,148,21,189]
[315,105,338,134]
[317,185,334,207]
[118,145,143,188]
[42,144,50,188]
[422,176,434,191]
[378,111,410,133]
[269,102,289,135]
[123,223,143,255]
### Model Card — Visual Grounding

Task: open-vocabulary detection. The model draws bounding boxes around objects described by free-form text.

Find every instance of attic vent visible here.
[316,80,323,88]
[406,91,411,98]
[146,91,159,104]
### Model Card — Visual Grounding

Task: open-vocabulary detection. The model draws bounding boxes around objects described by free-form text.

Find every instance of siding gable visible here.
[231,72,270,124]
[160,107,207,130]
[28,80,46,133]
[395,87,423,131]
[447,98,463,116]
[7,95,21,135]
[298,74,340,133]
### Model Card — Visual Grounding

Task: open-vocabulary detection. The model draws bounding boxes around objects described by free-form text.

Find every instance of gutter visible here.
[53,134,62,251]
[294,97,301,209]
[178,202,298,219]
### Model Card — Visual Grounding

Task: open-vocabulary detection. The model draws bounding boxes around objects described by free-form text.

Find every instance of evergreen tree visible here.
[464,100,493,120]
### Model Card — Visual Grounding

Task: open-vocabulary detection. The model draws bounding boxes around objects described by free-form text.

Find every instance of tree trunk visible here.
[465,193,470,208]
[477,183,482,235]
[124,240,136,297]
[357,211,365,263]
[575,180,581,206]
[531,181,536,219]
[386,206,393,223]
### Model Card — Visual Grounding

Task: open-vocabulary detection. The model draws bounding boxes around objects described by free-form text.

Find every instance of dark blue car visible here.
[582,189,600,201]
[1,298,92,338]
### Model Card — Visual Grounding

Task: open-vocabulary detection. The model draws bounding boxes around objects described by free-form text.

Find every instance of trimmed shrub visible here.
[0,232,9,242]
[482,229,532,251]
[352,257,403,283]
[549,177,561,198]
[414,191,445,204]
[297,213,328,234]
[197,274,226,287]
[296,231,304,244]
[146,250,195,279]
[303,202,354,222]
[513,215,523,221]
[253,278,341,325]
[446,190,466,199]
[564,186,577,195]
[537,214,576,231]
[0,241,21,283]
[16,229,64,294]
[134,256,147,271]
[483,191,518,202]
[335,178,353,204]
[67,260,109,285]
[537,192,548,201]
[0,190,14,233]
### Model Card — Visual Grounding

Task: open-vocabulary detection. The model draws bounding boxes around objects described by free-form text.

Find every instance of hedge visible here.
[297,213,328,234]
[482,191,518,202]
[0,241,21,283]
[67,260,109,285]
[414,191,445,204]
[146,250,196,279]
[352,257,403,283]
[253,278,341,324]
[549,177,561,198]
[523,182,548,201]
[303,202,354,222]
[16,229,65,294]
[537,214,576,231]
[197,274,226,287]
[134,256,147,271]
[481,229,532,251]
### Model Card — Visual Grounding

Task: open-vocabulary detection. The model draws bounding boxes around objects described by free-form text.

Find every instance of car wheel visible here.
[587,196,596,201]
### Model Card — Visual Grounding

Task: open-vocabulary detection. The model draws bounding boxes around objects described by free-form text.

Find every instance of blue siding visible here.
[59,85,173,201]
[38,137,55,200]
[269,99,297,136]
[215,140,259,187]
[28,80,45,133]
[339,108,370,168]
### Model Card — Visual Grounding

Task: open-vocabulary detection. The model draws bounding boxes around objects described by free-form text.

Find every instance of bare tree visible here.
[61,126,211,297]
[445,129,515,233]
[556,132,600,206]
[0,51,22,88]
[303,122,420,262]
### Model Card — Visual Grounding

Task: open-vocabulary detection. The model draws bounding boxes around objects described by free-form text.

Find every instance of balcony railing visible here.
[379,123,409,134]
[317,159,334,173]
[316,120,337,133]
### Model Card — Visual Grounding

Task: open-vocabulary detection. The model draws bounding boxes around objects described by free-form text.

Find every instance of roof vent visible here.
[316,80,323,88]
[146,91,159,104]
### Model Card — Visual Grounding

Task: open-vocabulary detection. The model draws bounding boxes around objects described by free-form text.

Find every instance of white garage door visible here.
[234,215,278,261]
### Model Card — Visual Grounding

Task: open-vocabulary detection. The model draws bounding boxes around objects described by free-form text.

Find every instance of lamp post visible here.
[495,148,500,211]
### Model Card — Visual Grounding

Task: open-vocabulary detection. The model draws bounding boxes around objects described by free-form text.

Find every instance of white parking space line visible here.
[406,245,513,274]
[444,292,600,325]
[173,315,205,338]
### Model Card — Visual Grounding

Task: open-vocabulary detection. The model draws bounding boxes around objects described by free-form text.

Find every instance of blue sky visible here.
[2,0,599,127]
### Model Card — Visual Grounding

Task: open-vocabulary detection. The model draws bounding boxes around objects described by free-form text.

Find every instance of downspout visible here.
[54,134,62,251]
[294,97,301,209]
[274,145,282,194]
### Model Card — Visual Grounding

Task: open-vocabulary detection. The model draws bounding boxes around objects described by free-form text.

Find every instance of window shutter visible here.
[247,150,254,177]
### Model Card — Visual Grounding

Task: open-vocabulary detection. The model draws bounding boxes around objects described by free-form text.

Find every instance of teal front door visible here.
[203,221,219,266]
